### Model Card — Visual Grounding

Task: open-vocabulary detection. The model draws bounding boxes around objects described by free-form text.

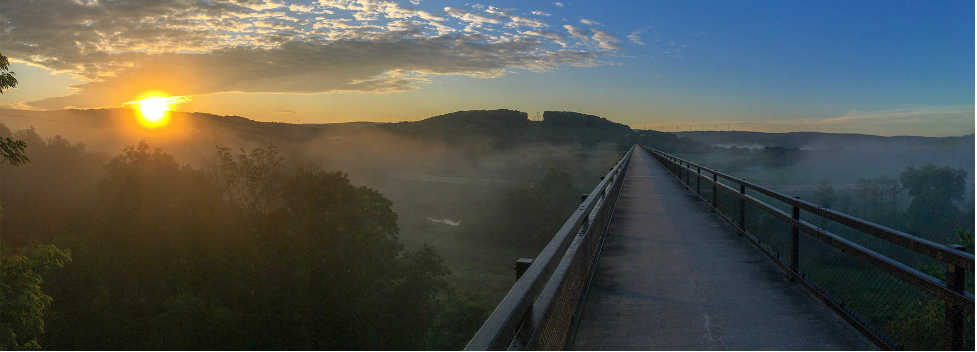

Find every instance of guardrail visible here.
[465,146,633,351]
[641,145,975,350]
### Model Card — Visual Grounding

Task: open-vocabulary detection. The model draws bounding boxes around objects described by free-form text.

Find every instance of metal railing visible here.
[465,146,633,351]
[642,145,975,350]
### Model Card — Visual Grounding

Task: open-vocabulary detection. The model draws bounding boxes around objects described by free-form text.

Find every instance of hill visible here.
[2,108,634,154]
[377,109,633,150]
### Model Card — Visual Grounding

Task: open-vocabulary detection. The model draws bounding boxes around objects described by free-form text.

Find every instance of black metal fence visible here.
[464,146,633,351]
[643,145,975,351]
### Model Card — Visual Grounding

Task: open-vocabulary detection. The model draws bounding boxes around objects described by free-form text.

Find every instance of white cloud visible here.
[554,2,564,7]
[1,0,618,108]
[288,3,315,12]
[627,27,651,45]
[627,31,644,45]
[532,11,550,16]
[579,18,600,26]
[522,30,567,47]
[505,15,547,28]
[823,105,976,124]
[591,29,620,50]
[444,7,501,26]
[564,24,589,39]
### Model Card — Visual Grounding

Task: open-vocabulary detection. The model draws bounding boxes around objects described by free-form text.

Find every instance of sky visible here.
[1,0,974,136]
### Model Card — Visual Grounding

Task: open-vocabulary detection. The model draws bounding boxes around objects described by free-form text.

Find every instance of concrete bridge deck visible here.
[571,148,875,350]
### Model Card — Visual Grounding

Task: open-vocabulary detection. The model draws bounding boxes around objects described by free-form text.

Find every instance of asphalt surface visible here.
[571,148,876,351]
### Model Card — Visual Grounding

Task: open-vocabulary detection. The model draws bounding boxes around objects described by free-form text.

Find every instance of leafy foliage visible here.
[814,181,836,208]
[0,126,108,246]
[0,245,71,350]
[0,52,17,94]
[900,164,968,242]
[0,137,28,166]
[0,55,27,169]
[209,145,285,214]
[23,141,456,350]
[853,176,902,226]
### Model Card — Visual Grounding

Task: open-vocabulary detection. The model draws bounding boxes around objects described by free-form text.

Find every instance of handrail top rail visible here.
[698,170,974,311]
[641,145,974,271]
[464,146,634,351]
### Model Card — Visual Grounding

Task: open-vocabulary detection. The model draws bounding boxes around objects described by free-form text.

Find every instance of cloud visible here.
[554,2,564,7]
[1,0,616,108]
[27,36,604,108]
[821,105,976,124]
[532,11,550,16]
[591,29,620,50]
[627,26,651,45]
[273,109,313,114]
[579,18,600,26]
[627,32,644,45]
[444,7,502,26]
[288,3,315,12]
[564,24,590,39]
[522,30,567,47]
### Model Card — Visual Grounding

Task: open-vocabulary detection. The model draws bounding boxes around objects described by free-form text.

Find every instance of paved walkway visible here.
[572,148,875,350]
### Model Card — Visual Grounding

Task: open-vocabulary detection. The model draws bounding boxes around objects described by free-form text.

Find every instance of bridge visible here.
[465,145,975,351]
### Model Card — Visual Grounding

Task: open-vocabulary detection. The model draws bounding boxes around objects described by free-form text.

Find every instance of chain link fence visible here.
[466,147,633,351]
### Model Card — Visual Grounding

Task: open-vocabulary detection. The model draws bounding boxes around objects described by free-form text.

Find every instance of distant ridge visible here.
[6,108,970,156]
[673,130,975,151]
[379,109,632,149]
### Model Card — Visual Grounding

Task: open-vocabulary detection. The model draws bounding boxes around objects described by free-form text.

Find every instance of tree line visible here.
[0,126,491,350]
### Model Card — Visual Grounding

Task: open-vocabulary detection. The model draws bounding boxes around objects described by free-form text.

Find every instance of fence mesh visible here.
[527,155,629,350]
[645,148,974,350]
[744,201,793,266]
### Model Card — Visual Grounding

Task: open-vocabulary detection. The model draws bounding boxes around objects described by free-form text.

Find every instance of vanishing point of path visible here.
[571,148,876,350]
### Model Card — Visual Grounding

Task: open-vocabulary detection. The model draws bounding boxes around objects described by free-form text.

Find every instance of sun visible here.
[126,92,190,129]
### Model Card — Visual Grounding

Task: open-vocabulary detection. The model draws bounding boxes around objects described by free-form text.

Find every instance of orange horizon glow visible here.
[125,92,191,129]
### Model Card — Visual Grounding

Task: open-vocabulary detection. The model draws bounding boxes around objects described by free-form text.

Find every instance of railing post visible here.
[738,181,746,235]
[711,174,718,212]
[678,161,683,182]
[685,163,691,185]
[515,258,534,280]
[696,167,701,194]
[683,162,689,185]
[945,244,966,351]
[790,197,800,275]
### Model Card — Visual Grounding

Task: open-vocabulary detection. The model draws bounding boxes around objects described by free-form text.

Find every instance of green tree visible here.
[41,143,451,350]
[0,52,17,93]
[963,197,975,242]
[0,53,27,168]
[208,145,285,214]
[0,55,27,226]
[0,125,107,246]
[1,245,71,350]
[278,167,449,349]
[815,181,836,209]
[900,164,967,242]
[837,189,852,213]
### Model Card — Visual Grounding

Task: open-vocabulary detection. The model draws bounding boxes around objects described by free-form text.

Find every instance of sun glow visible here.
[125,92,190,128]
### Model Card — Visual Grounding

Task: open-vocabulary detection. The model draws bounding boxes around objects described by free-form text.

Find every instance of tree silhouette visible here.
[900,164,968,242]
[0,53,28,167]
